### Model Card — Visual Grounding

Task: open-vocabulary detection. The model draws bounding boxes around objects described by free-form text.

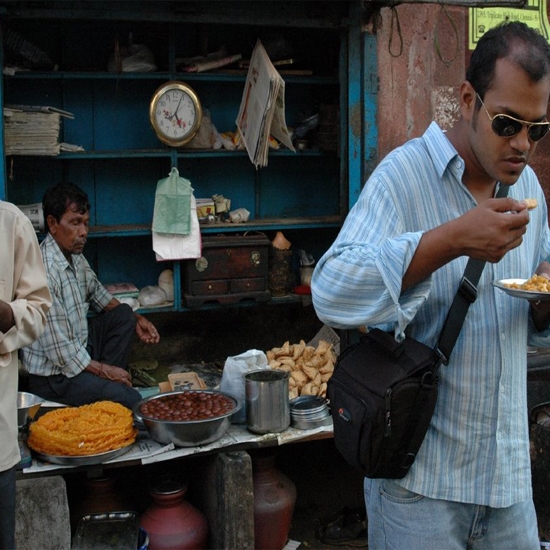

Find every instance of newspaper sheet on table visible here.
[23,422,333,473]
[236,39,294,168]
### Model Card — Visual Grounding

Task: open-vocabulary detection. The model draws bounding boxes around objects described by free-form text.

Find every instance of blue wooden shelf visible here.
[85,216,342,238]
[7,149,329,160]
[6,71,338,86]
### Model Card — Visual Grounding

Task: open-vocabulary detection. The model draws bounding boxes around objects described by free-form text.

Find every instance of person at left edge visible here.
[20,182,160,410]
[1,200,51,550]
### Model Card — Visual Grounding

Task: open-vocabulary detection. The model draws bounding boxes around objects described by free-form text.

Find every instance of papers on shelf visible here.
[236,39,294,168]
[3,104,75,156]
[5,104,74,119]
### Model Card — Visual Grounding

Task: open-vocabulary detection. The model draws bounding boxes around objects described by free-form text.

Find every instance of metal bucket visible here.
[244,369,290,434]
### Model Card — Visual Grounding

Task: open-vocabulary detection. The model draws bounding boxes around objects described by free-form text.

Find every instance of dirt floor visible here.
[278,440,367,550]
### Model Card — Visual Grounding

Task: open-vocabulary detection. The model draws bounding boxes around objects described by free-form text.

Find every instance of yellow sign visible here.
[469,0,550,49]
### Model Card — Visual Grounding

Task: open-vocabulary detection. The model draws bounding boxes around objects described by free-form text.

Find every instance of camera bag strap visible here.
[436,183,510,364]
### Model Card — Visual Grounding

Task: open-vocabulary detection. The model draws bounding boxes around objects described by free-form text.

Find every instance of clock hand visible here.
[172,95,183,123]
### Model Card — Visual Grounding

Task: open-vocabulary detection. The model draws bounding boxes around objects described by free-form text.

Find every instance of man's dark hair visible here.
[467,21,550,100]
[42,182,90,233]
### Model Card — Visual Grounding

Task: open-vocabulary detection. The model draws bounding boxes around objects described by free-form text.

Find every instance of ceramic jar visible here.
[251,450,297,550]
[140,477,208,550]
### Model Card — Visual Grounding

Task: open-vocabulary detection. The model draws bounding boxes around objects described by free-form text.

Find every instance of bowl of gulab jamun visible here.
[134,390,240,447]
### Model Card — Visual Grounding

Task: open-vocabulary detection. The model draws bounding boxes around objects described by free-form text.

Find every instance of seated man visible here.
[21,182,160,409]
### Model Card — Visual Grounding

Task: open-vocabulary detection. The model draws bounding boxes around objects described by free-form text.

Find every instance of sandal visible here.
[317,507,368,547]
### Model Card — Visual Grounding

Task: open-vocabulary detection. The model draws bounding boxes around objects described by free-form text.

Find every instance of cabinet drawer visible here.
[190,247,268,281]
[190,280,229,296]
[230,277,266,293]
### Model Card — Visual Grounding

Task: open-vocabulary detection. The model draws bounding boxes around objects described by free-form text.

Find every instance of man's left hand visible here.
[135,314,160,344]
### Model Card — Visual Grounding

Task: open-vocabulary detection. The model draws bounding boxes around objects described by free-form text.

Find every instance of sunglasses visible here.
[476,93,550,142]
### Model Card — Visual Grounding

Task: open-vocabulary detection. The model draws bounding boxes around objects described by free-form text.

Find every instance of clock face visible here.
[149,82,202,147]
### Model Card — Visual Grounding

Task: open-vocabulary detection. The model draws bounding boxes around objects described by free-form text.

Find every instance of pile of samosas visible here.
[266,339,336,399]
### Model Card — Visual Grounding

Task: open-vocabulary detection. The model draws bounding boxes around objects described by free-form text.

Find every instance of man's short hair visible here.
[467,21,550,100]
[42,182,90,233]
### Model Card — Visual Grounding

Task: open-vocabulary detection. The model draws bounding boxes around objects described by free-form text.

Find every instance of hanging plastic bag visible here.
[153,194,202,261]
[107,34,157,73]
[152,167,192,235]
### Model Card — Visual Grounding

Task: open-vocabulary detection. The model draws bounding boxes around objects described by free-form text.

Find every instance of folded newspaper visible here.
[236,39,295,168]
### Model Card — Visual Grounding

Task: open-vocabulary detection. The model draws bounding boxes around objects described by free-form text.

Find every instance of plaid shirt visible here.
[21,233,112,377]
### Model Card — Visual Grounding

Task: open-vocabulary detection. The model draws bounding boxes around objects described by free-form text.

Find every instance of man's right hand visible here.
[403,197,531,291]
[86,361,133,387]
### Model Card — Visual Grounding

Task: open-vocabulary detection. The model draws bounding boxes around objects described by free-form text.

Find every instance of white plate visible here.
[492,278,550,301]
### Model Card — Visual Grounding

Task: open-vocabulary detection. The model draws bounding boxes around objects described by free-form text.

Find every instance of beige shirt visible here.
[0,201,51,470]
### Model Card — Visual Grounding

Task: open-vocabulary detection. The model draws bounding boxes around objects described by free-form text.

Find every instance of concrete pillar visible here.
[15,475,71,550]
[193,450,255,550]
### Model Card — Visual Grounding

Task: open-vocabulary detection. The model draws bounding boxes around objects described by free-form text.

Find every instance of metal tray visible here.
[72,512,139,550]
[493,279,550,301]
[33,442,133,466]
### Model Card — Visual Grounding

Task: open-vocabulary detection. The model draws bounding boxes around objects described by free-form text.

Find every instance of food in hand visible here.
[266,339,337,399]
[524,198,538,210]
[505,274,550,292]
[28,401,137,456]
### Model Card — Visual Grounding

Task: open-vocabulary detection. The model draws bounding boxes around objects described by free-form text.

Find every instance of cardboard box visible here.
[196,199,215,218]
[158,372,207,393]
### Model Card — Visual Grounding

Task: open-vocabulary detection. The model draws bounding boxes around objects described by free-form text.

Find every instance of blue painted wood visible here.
[362,30,379,191]
[0,2,377,313]
[347,2,363,212]
[0,26,4,201]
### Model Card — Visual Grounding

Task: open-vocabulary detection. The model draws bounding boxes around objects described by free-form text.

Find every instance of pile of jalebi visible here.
[28,401,137,456]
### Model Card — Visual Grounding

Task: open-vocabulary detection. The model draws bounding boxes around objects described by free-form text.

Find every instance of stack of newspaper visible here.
[3,104,73,156]
[236,40,294,168]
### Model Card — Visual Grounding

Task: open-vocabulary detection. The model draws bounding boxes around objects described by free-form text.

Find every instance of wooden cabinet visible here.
[0,1,376,313]
[183,234,271,306]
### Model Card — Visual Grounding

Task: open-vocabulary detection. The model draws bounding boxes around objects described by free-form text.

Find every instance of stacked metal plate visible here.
[290,395,332,430]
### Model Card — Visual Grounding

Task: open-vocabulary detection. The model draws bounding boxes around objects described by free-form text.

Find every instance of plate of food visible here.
[492,276,550,301]
[28,401,138,466]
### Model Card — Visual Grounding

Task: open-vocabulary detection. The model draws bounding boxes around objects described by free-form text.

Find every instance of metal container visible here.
[244,369,290,434]
[72,512,140,550]
[134,390,240,447]
[17,391,43,428]
[290,395,331,430]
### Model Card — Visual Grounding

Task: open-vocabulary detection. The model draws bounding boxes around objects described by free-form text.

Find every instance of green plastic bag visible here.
[152,167,192,235]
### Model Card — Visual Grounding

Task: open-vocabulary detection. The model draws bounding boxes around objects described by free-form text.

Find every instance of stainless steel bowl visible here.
[17,391,43,428]
[134,390,241,447]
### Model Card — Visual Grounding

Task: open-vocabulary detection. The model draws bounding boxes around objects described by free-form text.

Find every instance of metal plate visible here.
[33,442,133,466]
[493,279,550,301]
[72,512,139,550]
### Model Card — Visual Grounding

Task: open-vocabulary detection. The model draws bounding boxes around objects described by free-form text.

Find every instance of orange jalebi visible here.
[28,401,137,456]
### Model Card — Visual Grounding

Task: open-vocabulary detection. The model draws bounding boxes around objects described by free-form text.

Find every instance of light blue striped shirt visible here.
[21,233,112,378]
[312,122,550,507]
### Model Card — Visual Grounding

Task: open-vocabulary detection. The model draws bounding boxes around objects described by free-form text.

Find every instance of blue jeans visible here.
[364,478,540,550]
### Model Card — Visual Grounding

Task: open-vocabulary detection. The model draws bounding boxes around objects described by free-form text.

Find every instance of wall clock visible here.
[149,81,203,147]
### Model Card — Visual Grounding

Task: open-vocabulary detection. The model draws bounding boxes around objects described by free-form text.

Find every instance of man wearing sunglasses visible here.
[312,21,550,549]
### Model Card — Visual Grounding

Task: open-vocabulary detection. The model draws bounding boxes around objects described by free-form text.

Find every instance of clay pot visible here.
[251,450,297,550]
[140,477,208,550]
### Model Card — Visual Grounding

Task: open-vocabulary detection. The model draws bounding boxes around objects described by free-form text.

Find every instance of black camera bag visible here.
[327,328,442,478]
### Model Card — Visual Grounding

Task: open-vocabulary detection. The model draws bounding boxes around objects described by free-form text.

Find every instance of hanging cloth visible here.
[152,166,192,235]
